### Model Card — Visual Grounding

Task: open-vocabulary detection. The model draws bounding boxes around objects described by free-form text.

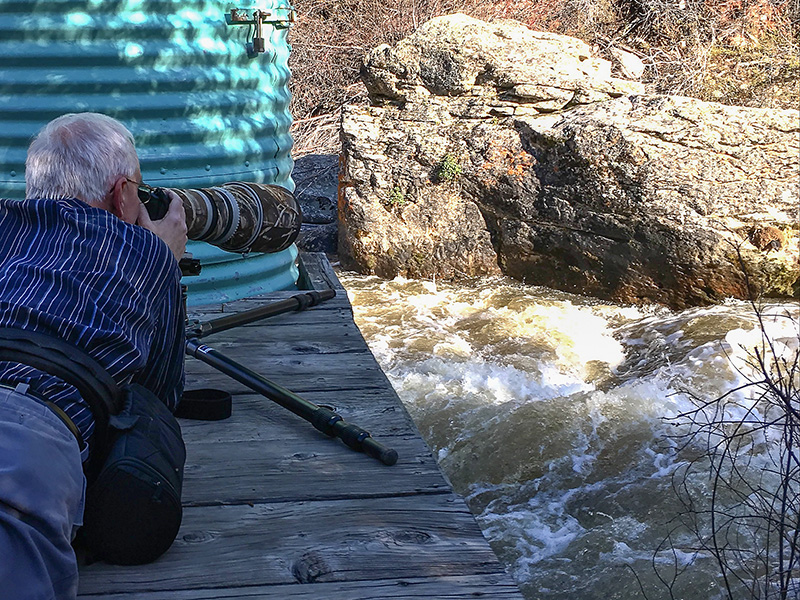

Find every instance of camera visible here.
[139,182,301,254]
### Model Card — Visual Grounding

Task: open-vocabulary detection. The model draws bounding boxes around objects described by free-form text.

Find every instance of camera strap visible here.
[0,328,124,474]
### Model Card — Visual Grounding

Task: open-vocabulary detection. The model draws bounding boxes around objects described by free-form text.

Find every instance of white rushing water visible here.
[339,273,800,600]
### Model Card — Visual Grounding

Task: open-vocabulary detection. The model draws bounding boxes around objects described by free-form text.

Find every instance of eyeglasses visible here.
[124,177,163,206]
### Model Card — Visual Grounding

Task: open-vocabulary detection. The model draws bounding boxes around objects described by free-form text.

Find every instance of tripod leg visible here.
[189,289,336,339]
[185,338,398,466]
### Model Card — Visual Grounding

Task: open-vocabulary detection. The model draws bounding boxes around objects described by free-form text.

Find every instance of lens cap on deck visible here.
[176,388,232,421]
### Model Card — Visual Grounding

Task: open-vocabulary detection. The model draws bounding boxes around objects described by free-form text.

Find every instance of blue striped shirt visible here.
[0,197,185,444]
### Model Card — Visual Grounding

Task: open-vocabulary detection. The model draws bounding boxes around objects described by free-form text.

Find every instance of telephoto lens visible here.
[141,182,301,254]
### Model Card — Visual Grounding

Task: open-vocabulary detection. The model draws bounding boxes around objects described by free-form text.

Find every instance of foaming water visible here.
[340,273,800,599]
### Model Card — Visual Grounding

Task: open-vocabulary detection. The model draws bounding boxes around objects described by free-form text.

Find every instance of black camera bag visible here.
[0,328,185,566]
[82,383,185,565]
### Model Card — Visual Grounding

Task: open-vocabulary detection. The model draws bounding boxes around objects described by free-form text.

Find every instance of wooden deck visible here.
[77,253,524,599]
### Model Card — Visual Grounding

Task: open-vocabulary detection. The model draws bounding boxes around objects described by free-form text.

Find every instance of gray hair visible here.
[25,113,139,205]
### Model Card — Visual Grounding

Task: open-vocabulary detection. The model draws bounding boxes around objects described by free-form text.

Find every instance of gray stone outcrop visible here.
[339,14,800,307]
[293,154,339,254]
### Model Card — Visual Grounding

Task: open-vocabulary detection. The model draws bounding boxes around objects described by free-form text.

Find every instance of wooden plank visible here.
[77,574,523,599]
[188,293,353,321]
[181,435,448,506]
[185,320,370,355]
[78,494,506,594]
[179,389,419,442]
[297,251,346,291]
[185,352,391,395]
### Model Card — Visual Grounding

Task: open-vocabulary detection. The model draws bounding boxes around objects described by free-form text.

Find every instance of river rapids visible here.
[339,272,800,600]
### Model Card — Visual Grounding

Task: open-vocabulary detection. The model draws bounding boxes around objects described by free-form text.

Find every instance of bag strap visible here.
[0,328,124,467]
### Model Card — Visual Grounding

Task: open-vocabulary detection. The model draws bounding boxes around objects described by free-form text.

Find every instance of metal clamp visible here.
[225,6,296,57]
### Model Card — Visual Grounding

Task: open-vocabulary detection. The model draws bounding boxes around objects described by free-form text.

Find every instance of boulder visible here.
[292,154,339,253]
[361,14,643,115]
[293,154,339,225]
[609,47,645,80]
[339,14,800,308]
[297,222,338,254]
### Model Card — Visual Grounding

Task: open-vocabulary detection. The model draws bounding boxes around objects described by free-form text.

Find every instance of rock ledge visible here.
[339,14,800,307]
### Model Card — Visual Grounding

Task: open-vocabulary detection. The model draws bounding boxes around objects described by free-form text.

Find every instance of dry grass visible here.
[606,0,800,105]
[287,0,799,157]
[287,0,547,156]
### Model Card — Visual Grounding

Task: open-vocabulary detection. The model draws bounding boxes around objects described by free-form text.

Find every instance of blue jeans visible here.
[0,387,85,600]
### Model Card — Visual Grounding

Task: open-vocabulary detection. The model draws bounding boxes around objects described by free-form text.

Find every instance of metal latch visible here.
[225,6,296,57]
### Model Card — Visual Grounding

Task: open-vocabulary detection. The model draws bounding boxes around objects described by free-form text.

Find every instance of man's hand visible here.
[137,191,188,261]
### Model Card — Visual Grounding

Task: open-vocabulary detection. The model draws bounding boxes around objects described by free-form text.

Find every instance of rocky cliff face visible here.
[338,14,799,308]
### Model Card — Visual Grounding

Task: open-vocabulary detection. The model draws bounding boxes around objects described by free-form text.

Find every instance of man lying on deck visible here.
[0,112,187,599]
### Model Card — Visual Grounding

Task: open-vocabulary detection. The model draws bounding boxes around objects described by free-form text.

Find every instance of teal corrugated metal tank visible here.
[0,0,298,306]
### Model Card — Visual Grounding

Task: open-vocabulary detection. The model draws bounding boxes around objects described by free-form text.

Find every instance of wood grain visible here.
[78,495,504,594]
[80,574,522,599]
